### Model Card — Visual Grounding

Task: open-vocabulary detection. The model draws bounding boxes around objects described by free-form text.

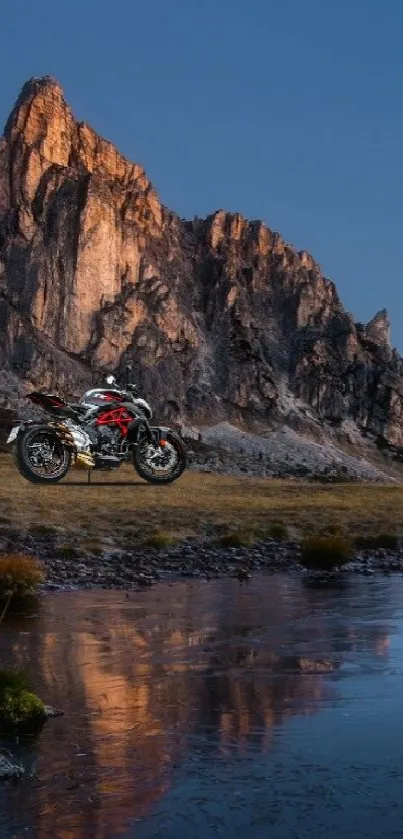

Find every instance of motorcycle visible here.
[6,367,187,485]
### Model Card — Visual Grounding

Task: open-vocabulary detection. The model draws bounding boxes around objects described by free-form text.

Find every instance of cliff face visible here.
[0,76,402,448]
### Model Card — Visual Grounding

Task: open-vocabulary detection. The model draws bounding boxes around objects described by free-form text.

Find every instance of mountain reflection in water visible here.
[0,575,395,839]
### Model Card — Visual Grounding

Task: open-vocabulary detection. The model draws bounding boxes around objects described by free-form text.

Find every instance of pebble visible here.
[0,755,23,779]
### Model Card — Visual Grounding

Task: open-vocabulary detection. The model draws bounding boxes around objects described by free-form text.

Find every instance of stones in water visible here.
[0,754,24,780]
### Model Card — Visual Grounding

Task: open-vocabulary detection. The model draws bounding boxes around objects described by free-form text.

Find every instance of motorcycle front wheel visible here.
[14,426,71,484]
[133,431,187,485]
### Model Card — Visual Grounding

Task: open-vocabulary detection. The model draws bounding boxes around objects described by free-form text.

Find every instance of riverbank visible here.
[41,542,403,590]
[1,527,403,590]
[0,455,403,542]
[1,454,403,588]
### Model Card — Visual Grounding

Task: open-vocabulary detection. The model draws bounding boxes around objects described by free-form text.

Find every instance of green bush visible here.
[300,535,354,571]
[268,523,289,541]
[0,669,28,693]
[217,531,253,548]
[29,523,58,536]
[0,669,45,727]
[144,532,177,550]
[83,539,104,556]
[58,544,80,559]
[0,554,45,597]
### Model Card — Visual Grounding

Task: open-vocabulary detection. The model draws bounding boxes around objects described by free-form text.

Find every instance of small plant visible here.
[58,544,80,559]
[0,669,45,727]
[355,533,400,551]
[268,523,289,541]
[300,535,354,571]
[217,531,253,548]
[144,532,177,550]
[29,523,58,536]
[0,554,45,598]
[83,539,104,557]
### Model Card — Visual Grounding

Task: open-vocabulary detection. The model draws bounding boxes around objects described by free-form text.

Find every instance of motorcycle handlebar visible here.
[125,364,133,385]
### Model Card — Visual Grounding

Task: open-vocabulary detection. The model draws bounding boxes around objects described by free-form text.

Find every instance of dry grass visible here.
[216,531,254,548]
[57,544,81,558]
[143,531,178,550]
[29,523,59,536]
[267,522,289,541]
[0,554,45,596]
[81,538,104,556]
[0,454,401,545]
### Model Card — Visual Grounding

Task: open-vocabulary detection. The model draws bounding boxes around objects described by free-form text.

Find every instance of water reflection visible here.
[0,575,396,839]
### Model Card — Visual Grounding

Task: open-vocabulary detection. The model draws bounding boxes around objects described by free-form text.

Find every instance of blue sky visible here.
[1,0,402,348]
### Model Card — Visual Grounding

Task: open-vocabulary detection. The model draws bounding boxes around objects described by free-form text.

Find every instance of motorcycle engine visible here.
[63,420,92,453]
[97,426,121,455]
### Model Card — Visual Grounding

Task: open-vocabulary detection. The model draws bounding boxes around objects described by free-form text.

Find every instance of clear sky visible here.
[1,0,402,348]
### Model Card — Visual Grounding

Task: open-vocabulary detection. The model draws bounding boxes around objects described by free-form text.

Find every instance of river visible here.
[0,573,403,838]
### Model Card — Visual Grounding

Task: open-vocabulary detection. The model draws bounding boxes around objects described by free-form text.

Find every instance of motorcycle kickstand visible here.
[87,470,92,485]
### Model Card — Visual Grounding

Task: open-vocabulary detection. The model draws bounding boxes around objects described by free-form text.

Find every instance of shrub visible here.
[144,532,176,550]
[0,669,45,727]
[217,531,253,548]
[58,544,80,559]
[0,670,28,693]
[355,533,400,551]
[29,523,58,536]
[83,539,104,557]
[300,535,354,571]
[268,523,289,541]
[0,554,45,597]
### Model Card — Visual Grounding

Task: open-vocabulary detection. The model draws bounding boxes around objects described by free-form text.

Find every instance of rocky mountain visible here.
[0,75,402,454]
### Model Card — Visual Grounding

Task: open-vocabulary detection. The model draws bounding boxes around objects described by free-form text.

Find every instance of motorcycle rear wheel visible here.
[133,431,187,485]
[14,426,71,484]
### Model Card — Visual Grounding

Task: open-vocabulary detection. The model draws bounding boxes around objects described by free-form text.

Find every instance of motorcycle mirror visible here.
[106,375,116,386]
[125,364,132,385]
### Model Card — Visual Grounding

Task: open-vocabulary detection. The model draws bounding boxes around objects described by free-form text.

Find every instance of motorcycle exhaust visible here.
[73,452,96,469]
[48,421,95,470]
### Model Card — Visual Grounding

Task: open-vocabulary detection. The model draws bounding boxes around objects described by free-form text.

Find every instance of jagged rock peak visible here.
[2,74,153,210]
[20,74,64,97]
[366,308,391,348]
[4,75,67,137]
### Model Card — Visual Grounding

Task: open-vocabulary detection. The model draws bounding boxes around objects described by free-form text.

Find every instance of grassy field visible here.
[0,454,402,550]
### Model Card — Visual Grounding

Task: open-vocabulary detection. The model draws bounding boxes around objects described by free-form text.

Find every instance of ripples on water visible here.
[0,574,402,838]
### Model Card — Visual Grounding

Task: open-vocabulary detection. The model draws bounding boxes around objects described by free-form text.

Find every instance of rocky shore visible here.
[1,528,403,590]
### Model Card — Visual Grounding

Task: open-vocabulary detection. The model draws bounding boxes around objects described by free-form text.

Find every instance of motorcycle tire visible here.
[14,425,71,484]
[133,430,187,485]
